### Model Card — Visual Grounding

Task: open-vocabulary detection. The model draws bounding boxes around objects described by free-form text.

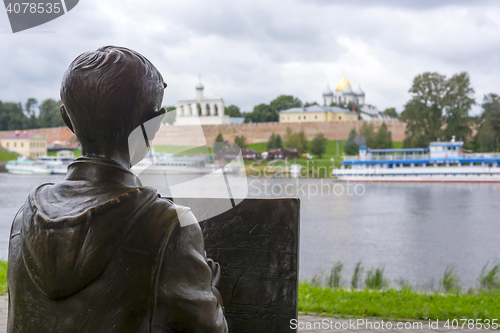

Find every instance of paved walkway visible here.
[0,297,6,333]
[0,297,493,332]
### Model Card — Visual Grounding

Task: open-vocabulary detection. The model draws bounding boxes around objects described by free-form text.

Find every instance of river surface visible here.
[1,173,499,289]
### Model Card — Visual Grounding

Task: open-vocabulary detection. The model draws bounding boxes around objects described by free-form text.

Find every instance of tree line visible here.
[216,128,328,158]
[344,123,393,155]
[401,71,500,152]
[5,72,500,154]
[0,98,65,131]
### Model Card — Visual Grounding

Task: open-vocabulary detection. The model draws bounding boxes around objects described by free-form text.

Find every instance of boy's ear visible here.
[60,105,75,134]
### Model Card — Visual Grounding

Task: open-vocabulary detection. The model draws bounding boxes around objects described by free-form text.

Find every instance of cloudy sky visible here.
[1,0,499,115]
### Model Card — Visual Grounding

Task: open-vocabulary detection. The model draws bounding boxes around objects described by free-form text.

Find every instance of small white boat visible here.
[289,163,301,178]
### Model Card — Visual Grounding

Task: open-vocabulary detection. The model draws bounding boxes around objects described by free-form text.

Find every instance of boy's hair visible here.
[60,46,166,142]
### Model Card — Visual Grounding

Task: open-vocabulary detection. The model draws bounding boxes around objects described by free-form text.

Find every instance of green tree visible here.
[344,128,359,155]
[401,72,447,147]
[373,122,393,149]
[244,103,274,123]
[224,105,242,117]
[330,101,346,108]
[311,133,327,158]
[234,135,247,148]
[267,133,283,150]
[24,98,38,128]
[346,101,359,113]
[359,122,375,148]
[37,99,64,128]
[0,101,28,130]
[215,133,224,142]
[476,94,500,152]
[270,95,302,113]
[284,128,308,154]
[401,72,475,147]
[383,107,398,118]
[244,95,302,123]
[213,133,226,153]
[476,118,496,152]
[304,101,318,107]
[443,72,475,141]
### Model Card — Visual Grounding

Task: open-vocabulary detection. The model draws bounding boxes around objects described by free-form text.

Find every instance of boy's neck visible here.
[81,141,130,169]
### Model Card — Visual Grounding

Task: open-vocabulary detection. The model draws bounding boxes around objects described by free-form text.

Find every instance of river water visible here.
[1,173,499,289]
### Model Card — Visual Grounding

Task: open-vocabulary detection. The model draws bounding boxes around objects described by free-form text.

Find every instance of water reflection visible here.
[1,173,498,288]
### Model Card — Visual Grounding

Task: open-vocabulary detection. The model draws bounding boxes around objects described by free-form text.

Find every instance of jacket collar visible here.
[65,157,142,187]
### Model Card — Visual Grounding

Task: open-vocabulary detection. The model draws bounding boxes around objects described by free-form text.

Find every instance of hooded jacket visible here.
[7,158,227,333]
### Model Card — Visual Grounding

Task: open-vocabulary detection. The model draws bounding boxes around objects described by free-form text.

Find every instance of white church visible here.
[322,75,392,121]
[174,79,230,126]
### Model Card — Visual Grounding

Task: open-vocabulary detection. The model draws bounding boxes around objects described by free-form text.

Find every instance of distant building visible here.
[323,75,365,106]
[268,148,299,160]
[222,148,262,161]
[279,105,358,123]
[174,79,230,126]
[322,75,392,121]
[1,131,47,159]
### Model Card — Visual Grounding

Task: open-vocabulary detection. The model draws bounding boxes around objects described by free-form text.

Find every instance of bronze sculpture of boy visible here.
[7,46,227,333]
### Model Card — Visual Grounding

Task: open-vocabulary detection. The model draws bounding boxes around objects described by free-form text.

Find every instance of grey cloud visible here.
[309,0,498,10]
[1,0,500,115]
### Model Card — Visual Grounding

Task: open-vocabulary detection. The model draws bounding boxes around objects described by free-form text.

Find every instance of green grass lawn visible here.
[152,145,211,155]
[246,142,267,153]
[0,261,6,294]
[0,149,18,161]
[151,141,403,178]
[246,140,404,178]
[0,263,496,320]
[47,149,82,157]
[392,141,404,149]
[299,283,500,321]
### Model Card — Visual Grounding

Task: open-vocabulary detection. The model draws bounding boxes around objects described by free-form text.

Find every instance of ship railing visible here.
[462,153,500,159]
[343,154,430,162]
[370,154,430,161]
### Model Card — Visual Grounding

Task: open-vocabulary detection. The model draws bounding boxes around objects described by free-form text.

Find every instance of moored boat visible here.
[334,136,500,182]
[6,151,74,175]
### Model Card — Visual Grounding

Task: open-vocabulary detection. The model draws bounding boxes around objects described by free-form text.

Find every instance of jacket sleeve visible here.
[152,212,227,333]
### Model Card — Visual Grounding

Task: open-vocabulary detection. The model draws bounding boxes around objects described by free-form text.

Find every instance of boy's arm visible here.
[152,219,227,333]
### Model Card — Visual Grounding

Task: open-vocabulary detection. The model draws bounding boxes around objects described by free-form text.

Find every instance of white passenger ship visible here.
[335,137,500,182]
[131,154,242,175]
[131,155,213,175]
[6,151,74,175]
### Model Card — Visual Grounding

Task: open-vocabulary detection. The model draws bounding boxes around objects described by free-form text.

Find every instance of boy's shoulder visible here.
[141,195,194,230]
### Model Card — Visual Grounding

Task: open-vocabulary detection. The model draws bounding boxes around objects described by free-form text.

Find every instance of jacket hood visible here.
[20,163,158,300]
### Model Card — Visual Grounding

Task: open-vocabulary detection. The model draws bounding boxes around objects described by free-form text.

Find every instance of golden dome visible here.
[336,75,352,91]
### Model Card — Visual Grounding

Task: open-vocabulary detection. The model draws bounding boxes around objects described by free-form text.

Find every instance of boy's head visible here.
[60,46,166,145]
